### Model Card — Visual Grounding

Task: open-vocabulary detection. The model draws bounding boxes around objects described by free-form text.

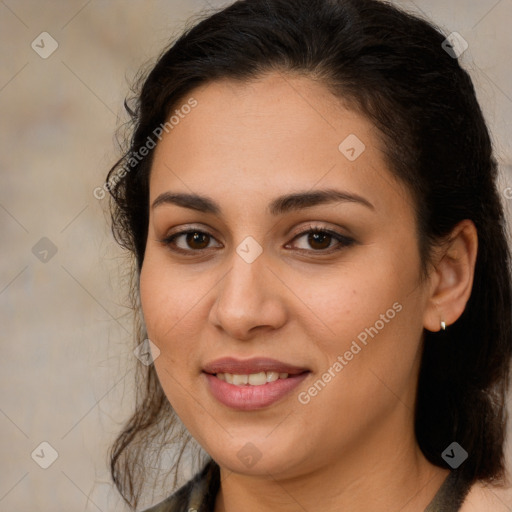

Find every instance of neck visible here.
[214,411,450,512]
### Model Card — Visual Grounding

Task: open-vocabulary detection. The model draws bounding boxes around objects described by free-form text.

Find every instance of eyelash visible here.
[159,224,355,256]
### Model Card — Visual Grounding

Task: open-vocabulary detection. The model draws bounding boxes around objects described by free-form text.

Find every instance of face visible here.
[139,72,432,479]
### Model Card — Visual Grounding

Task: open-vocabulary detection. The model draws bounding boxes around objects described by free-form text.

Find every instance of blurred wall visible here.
[1,0,511,510]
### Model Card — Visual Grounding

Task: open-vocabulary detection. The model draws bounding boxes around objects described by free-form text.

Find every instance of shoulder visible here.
[459,480,512,512]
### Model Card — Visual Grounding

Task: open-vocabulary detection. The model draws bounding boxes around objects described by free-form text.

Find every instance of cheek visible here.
[139,252,201,340]
[139,261,170,339]
[298,255,413,347]
[139,258,201,414]
[139,258,193,382]
[302,250,424,394]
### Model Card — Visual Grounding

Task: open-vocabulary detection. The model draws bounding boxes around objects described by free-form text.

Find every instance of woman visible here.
[106,0,512,510]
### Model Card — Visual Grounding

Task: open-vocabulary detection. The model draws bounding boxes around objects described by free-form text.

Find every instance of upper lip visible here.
[203,357,310,375]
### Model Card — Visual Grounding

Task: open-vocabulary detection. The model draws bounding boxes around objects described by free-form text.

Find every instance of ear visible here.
[423,219,478,332]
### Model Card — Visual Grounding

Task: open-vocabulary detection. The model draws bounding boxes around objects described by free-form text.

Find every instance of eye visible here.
[159,225,355,255]
[159,229,222,254]
[287,226,355,253]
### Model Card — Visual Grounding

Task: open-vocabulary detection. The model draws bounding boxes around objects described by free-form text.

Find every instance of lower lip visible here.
[203,372,310,411]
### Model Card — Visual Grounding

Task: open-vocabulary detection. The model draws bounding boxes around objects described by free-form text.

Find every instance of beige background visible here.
[1,0,511,510]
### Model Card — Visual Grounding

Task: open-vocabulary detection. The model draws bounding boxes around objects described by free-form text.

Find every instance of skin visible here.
[139,72,479,512]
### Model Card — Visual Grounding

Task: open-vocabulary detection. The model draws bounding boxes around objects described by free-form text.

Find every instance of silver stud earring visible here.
[440,320,446,331]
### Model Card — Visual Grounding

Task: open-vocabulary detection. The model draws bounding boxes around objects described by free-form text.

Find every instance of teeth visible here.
[248,372,266,385]
[216,371,290,386]
[266,371,279,383]
[232,374,248,385]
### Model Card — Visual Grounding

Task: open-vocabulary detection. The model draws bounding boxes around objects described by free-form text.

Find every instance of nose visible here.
[209,246,288,340]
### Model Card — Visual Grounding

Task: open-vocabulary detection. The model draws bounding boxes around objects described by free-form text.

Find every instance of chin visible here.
[205,434,308,478]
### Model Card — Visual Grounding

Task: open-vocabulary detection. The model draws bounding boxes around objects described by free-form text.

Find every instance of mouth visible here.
[202,357,311,410]
[202,356,310,377]
[212,370,299,386]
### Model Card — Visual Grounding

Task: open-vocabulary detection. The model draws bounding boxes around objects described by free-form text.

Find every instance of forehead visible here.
[149,72,409,217]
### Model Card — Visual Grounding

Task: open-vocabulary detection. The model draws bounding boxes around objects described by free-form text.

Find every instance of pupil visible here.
[309,232,331,250]
[187,232,209,249]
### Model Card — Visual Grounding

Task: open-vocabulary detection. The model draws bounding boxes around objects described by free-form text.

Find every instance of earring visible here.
[440,320,446,331]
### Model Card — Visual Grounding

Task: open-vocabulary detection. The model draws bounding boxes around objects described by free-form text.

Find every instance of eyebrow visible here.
[151,188,374,216]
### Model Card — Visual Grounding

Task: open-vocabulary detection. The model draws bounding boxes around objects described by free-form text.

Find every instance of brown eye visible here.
[160,229,222,253]
[185,231,210,249]
[307,231,332,250]
[161,226,354,256]
[290,228,355,253]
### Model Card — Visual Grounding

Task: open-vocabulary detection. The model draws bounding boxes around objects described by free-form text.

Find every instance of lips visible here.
[202,356,309,376]
[202,357,311,410]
